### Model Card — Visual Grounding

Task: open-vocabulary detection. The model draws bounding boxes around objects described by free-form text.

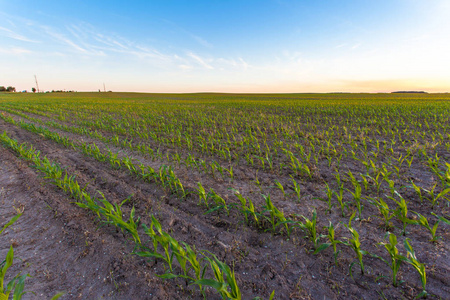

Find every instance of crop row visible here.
[1,115,448,297]
[4,103,450,184]
[0,130,280,300]
[3,104,450,217]
[2,112,448,242]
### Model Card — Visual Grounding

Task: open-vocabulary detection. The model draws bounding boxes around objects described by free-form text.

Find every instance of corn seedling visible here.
[360,174,369,191]
[317,182,334,214]
[196,182,208,207]
[410,181,424,203]
[342,212,369,278]
[295,209,320,250]
[314,222,343,266]
[413,212,440,242]
[375,232,405,287]
[262,194,292,236]
[367,197,396,231]
[205,189,230,216]
[365,172,383,194]
[274,180,286,198]
[290,176,302,202]
[0,214,30,300]
[423,184,450,208]
[232,190,259,226]
[403,239,427,298]
[388,192,416,236]
[348,181,363,220]
[195,251,241,300]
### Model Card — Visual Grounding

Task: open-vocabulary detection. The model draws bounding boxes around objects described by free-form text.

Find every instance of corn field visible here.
[0,92,449,299]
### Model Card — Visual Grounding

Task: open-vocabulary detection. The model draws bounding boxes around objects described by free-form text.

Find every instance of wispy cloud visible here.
[187,52,214,69]
[0,46,32,54]
[160,18,213,48]
[216,57,249,70]
[41,25,91,54]
[190,34,213,48]
[53,22,179,63]
[0,26,39,43]
[1,13,250,75]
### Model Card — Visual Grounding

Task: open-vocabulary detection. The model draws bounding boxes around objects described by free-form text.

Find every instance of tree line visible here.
[0,86,16,92]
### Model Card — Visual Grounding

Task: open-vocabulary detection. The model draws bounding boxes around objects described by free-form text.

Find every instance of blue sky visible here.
[1,0,449,92]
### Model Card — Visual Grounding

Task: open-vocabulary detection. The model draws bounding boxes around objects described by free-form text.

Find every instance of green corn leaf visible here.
[50,292,66,300]
[0,214,22,235]
[1,246,14,292]
[157,273,179,280]
[12,274,30,300]
[313,243,332,254]
[432,213,450,225]
[134,251,165,261]
[269,290,275,300]
[193,279,228,292]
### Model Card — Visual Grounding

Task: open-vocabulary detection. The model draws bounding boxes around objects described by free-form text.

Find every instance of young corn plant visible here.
[413,212,441,242]
[138,216,174,272]
[427,161,448,189]
[410,181,424,203]
[232,190,259,226]
[314,222,343,266]
[167,237,189,280]
[389,192,416,236]
[385,178,397,197]
[423,184,450,208]
[342,212,369,278]
[347,170,358,187]
[253,172,263,193]
[183,242,203,286]
[375,232,405,287]
[365,171,383,194]
[295,209,320,250]
[205,189,230,216]
[94,193,141,246]
[348,181,363,220]
[403,239,427,298]
[290,176,302,202]
[334,182,347,217]
[225,165,234,182]
[196,182,209,207]
[122,155,137,175]
[0,213,30,300]
[367,196,396,231]
[195,252,242,300]
[274,180,286,198]
[360,174,369,191]
[317,182,334,214]
[262,194,292,237]
[302,163,313,179]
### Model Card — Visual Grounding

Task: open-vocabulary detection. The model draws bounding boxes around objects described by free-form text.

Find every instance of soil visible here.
[0,111,449,300]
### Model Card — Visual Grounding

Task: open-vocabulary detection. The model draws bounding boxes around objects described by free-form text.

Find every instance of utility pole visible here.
[103,82,106,92]
[34,75,40,93]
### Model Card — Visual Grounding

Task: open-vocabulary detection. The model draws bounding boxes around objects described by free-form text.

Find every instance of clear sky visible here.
[1,0,449,93]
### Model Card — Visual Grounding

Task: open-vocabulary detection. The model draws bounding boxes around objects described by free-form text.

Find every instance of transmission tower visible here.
[34,75,40,93]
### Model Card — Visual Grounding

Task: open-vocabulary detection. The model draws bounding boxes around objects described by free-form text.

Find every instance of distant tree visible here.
[32,87,36,93]
[0,86,6,92]
[6,86,16,92]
